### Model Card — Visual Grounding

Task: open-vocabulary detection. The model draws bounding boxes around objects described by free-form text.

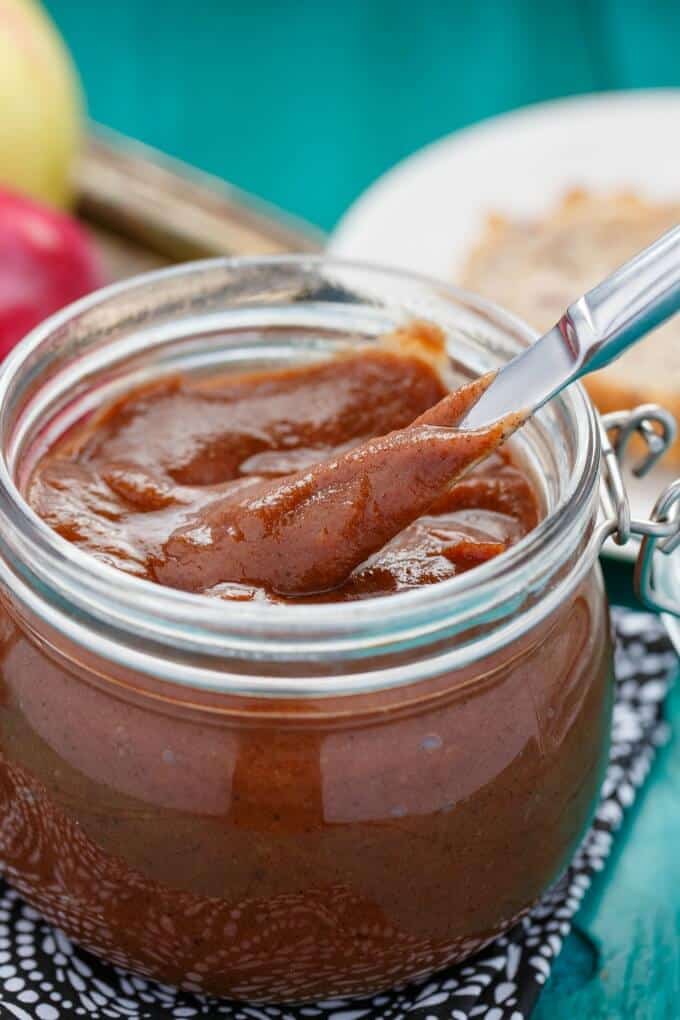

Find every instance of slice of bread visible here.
[460,190,680,461]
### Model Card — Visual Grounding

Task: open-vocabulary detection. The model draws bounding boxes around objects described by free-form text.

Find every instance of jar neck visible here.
[0,449,601,698]
[0,256,602,698]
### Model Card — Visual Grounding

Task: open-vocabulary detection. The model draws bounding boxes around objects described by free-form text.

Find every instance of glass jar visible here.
[0,258,663,1003]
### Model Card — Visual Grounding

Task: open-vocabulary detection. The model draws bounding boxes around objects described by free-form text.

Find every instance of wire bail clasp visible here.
[598,405,680,615]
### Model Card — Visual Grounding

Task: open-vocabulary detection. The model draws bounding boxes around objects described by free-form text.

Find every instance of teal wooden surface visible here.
[42,1,680,1015]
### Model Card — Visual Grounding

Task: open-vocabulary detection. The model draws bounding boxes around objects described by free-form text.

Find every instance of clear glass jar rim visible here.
[0,256,601,695]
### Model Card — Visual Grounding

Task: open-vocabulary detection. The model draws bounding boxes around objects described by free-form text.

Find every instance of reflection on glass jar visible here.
[0,259,613,1002]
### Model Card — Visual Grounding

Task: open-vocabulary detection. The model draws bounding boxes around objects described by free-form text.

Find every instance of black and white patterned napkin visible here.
[0,607,676,1020]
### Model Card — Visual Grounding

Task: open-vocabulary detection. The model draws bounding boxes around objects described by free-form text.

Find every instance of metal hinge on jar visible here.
[599,405,680,616]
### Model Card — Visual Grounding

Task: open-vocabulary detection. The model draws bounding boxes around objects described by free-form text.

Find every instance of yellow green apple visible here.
[0,0,83,207]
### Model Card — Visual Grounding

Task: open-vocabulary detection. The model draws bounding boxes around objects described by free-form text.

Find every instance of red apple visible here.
[0,187,103,359]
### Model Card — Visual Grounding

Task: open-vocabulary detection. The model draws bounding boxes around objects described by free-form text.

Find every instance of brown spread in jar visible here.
[27,323,537,600]
[0,322,614,1003]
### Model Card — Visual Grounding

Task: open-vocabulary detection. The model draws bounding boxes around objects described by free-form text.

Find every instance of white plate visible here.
[330,89,680,562]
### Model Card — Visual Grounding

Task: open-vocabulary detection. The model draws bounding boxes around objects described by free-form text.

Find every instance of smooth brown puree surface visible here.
[28,323,537,599]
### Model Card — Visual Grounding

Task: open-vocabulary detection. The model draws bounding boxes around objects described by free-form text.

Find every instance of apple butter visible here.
[0,309,612,1003]
[28,324,533,601]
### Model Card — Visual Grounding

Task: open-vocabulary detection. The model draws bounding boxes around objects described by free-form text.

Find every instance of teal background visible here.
[44,0,680,231]
[43,1,680,1016]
